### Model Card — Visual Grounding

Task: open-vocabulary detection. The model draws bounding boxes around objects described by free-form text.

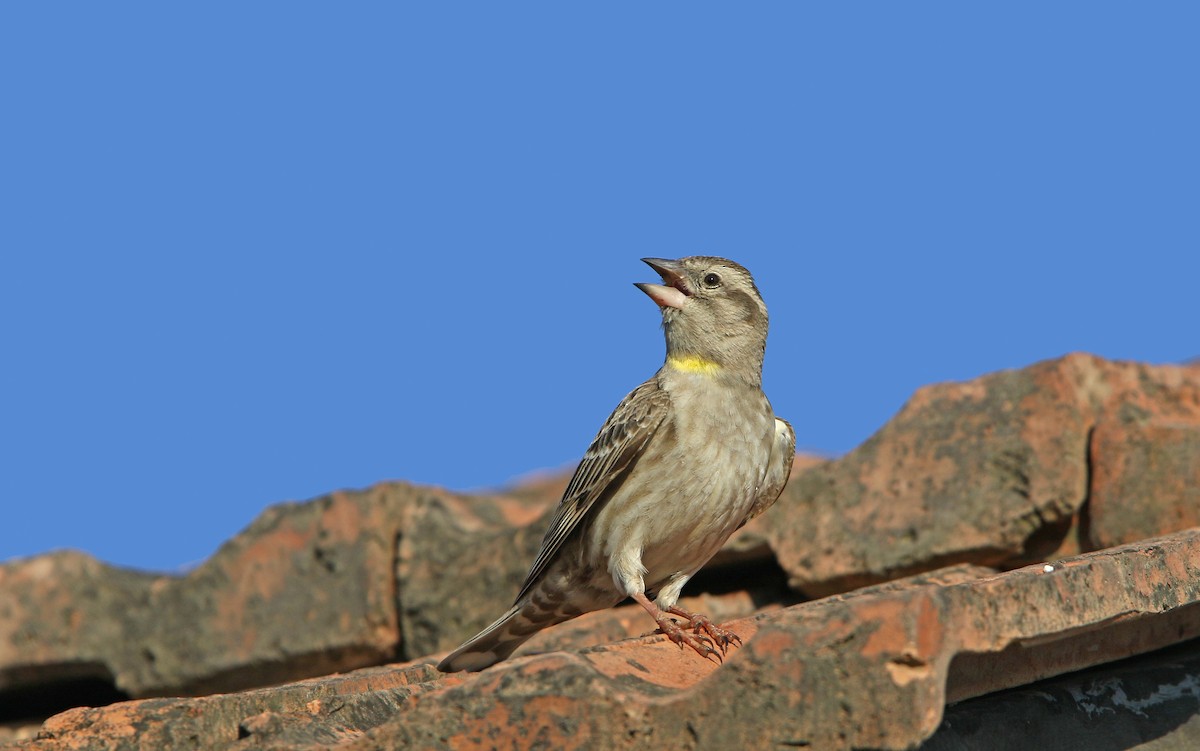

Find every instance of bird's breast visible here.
[590,377,776,579]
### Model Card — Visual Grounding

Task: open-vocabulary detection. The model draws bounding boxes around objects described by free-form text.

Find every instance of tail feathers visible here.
[437,604,549,672]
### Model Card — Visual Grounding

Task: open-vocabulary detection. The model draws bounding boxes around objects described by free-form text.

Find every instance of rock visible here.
[1088,419,1200,550]
[4,353,1200,742]
[767,353,1200,596]
[11,529,1200,751]
[24,663,445,751]
[0,458,812,717]
[0,483,550,706]
[394,488,550,660]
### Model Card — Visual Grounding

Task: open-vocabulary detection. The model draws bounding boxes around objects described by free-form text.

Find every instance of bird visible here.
[437,256,795,672]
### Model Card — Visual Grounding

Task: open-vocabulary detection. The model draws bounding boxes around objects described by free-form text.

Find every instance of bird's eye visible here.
[702,272,722,288]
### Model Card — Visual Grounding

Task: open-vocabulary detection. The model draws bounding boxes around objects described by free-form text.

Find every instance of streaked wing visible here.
[515,379,669,602]
[746,417,796,522]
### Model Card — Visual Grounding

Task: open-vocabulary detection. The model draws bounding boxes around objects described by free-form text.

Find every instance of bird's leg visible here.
[666,605,743,654]
[630,592,720,662]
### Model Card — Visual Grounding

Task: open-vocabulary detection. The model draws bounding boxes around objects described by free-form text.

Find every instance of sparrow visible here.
[438,256,795,672]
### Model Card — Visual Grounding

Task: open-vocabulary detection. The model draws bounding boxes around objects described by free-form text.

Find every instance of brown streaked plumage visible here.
[438,257,795,672]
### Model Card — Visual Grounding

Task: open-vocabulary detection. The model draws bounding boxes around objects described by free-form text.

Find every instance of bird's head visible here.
[635,256,769,380]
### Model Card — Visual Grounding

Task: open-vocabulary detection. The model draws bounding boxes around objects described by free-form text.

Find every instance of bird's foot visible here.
[631,592,722,663]
[655,615,722,663]
[667,606,743,655]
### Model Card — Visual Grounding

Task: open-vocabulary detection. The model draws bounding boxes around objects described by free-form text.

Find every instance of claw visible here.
[631,593,739,664]
[657,617,722,661]
[668,607,743,655]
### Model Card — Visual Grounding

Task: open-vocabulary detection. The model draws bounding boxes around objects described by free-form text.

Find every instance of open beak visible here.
[635,257,691,310]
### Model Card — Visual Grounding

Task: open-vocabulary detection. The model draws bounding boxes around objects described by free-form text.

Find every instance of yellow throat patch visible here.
[667,354,722,375]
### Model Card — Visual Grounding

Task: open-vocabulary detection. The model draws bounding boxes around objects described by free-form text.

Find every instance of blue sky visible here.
[2,4,1196,572]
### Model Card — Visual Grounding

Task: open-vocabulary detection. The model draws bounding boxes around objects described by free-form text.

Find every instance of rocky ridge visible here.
[2,353,1198,749]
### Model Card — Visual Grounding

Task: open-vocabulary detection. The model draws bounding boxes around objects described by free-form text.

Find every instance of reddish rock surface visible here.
[10,530,1200,751]
[1088,418,1200,550]
[768,353,1200,596]
[2,353,1199,749]
[0,484,551,703]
